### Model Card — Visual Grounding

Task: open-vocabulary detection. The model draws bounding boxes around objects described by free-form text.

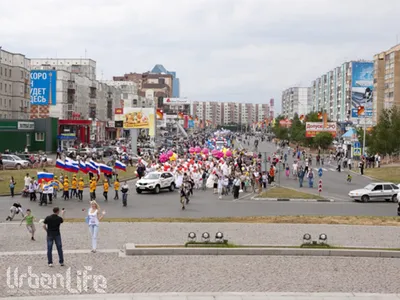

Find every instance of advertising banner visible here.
[305,122,337,138]
[115,108,155,136]
[163,98,190,105]
[30,70,57,106]
[351,62,373,118]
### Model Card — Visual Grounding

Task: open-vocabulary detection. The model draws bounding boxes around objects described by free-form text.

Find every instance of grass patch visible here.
[365,167,400,183]
[65,215,400,226]
[258,187,324,200]
[0,166,137,195]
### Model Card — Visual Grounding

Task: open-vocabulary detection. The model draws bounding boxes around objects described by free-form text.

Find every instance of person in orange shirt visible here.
[113,179,120,200]
[78,178,84,201]
[89,179,96,200]
[71,176,78,198]
[63,178,69,200]
[103,180,109,201]
[268,166,275,184]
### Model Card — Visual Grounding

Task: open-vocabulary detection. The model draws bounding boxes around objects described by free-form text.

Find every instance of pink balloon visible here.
[194,146,201,153]
[226,150,232,157]
[167,150,173,158]
[189,147,195,154]
[201,148,209,155]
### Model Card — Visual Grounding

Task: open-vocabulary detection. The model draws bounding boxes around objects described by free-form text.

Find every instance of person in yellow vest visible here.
[71,176,78,198]
[78,177,84,201]
[103,180,109,201]
[63,178,69,200]
[89,179,96,200]
[113,179,120,200]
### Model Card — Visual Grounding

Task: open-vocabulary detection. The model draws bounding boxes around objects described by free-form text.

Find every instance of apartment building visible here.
[113,72,173,102]
[30,58,121,121]
[0,47,30,120]
[151,64,180,98]
[281,87,310,119]
[101,80,141,109]
[373,44,400,122]
[191,101,269,126]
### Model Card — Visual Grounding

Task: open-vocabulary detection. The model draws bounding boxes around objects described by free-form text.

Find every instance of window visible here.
[9,69,11,77]
[35,132,45,141]
[9,99,11,107]
[384,184,394,191]
[4,84,7,92]
[21,70,23,79]
[0,83,2,90]
[373,185,383,191]
[0,99,2,106]
[26,134,31,146]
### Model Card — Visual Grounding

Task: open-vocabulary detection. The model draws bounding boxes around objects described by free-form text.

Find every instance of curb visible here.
[251,197,334,202]
[0,176,138,198]
[124,244,400,258]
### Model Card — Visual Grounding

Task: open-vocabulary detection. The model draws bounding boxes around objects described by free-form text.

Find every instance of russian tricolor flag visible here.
[115,160,126,172]
[79,161,88,174]
[99,163,113,175]
[37,172,54,184]
[65,157,79,166]
[88,160,99,175]
[65,161,79,173]
[56,159,66,170]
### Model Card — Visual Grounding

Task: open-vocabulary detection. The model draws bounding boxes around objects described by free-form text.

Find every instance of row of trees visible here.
[357,106,400,156]
[272,112,334,149]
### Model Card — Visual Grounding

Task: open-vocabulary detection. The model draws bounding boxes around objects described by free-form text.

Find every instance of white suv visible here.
[136,172,175,194]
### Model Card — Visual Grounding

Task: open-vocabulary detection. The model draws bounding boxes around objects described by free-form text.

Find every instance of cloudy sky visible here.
[1,0,400,113]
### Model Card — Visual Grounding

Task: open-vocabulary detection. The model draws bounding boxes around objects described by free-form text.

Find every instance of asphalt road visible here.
[0,138,396,219]
[0,179,397,219]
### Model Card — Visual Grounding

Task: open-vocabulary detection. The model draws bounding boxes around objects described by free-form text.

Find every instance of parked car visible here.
[349,182,399,202]
[136,172,175,194]
[2,154,30,170]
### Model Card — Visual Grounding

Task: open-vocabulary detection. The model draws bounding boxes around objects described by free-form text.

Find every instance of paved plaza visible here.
[3,293,400,300]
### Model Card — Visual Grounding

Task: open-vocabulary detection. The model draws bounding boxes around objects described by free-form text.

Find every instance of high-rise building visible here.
[373,44,400,122]
[310,60,374,126]
[0,47,31,120]
[281,87,310,119]
[151,64,180,98]
[191,101,269,127]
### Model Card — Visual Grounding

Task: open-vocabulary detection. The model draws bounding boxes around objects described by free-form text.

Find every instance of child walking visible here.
[20,209,36,240]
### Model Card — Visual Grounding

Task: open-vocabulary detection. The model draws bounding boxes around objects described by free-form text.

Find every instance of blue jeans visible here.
[299,177,303,187]
[309,178,313,188]
[89,224,99,250]
[47,235,64,264]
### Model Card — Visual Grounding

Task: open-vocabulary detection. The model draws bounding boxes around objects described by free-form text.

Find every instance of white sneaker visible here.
[48,264,53,267]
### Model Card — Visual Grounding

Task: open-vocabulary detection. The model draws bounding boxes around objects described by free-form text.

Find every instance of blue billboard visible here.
[351,62,373,118]
[30,70,57,105]
[188,120,194,128]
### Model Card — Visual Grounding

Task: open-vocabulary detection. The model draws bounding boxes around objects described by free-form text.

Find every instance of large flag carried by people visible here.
[37,172,54,184]
[115,160,126,172]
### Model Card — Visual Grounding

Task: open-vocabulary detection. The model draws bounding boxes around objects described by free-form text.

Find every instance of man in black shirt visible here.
[43,207,65,267]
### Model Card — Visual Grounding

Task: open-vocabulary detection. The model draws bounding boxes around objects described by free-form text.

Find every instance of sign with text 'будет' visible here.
[30,70,57,106]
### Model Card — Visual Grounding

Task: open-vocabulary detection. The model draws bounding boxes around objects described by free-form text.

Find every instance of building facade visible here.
[0,47,31,120]
[373,44,400,122]
[151,64,180,98]
[191,101,269,127]
[281,87,310,119]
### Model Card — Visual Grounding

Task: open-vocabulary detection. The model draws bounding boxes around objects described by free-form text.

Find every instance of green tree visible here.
[313,132,334,149]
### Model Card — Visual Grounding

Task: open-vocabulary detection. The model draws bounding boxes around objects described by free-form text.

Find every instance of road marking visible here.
[236,192,255,201]
[329,168,336,171]
[323,168,328,171]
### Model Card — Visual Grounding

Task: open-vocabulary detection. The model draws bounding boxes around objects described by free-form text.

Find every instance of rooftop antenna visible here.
[85,49,87,59]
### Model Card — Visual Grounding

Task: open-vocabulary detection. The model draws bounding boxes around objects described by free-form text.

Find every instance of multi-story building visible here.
[151,64,180,98]
[310,60,374,126]
[281,87,310,119]
[373,44,400,122]
[30,58,122,143]
[0,47,30,120]
[113,72,173,104]
[191,101,269,127]
[101,80,140,109]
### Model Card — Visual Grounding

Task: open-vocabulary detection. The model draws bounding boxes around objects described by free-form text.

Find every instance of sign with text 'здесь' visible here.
[30,70,57,106]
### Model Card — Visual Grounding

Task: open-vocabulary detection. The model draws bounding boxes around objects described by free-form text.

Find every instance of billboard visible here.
[305,122,337,138]
[115,108,155,135]
[351,62,373,118]
[30,70,57,106]
[163,98,190,105]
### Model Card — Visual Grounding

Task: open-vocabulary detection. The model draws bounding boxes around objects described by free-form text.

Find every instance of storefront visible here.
[106,121,117,141]
[58,119,91,145]
[0,118,58,153]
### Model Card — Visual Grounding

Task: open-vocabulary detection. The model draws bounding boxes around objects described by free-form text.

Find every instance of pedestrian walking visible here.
[43,207,65,267]
[20,209,36,240]
[103,180,109,201]
[6,203,24,221]
[233,176,241,199]
[85,201,106,253]
[9,176,16,197]
[113,179,120,200]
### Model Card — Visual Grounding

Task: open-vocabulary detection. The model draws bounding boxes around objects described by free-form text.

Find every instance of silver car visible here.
[349,182,399,202]
[2,154,30,170]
